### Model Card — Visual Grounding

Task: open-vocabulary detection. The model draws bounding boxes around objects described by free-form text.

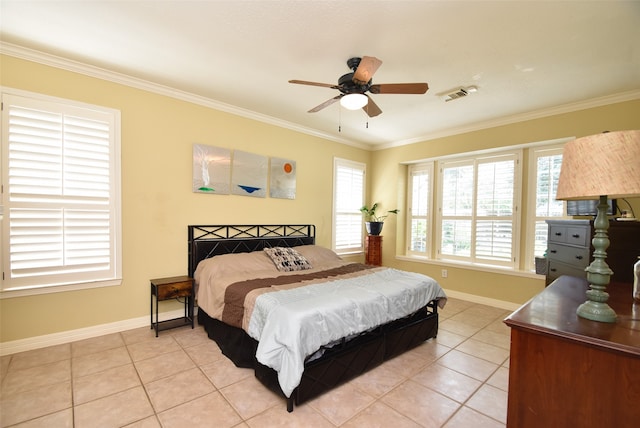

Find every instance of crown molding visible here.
[0,42,370,150]
[3,42,636,153]
[377,89,640,151]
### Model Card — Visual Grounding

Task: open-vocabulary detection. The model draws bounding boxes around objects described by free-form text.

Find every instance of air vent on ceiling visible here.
[444,86,478,102]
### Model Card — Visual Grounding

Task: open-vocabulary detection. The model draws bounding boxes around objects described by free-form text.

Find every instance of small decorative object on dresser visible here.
[150,276,195,337]
[634,256,640,301]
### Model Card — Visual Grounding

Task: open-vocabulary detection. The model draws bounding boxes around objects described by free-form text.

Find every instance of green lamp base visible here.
[576,195,617,323]
[576,300,617,323]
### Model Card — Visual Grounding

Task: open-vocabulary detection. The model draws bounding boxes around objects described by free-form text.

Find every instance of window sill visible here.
[395,255,544,280]
[0,278,123,299]
[335,250,364,257]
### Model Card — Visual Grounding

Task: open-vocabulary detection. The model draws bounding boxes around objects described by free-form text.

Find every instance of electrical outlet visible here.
[441,269,448,278]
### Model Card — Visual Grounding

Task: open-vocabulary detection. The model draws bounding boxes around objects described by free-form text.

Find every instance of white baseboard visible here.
[1,292,520,356]
[443,288,522,312]
[0,308,192,356]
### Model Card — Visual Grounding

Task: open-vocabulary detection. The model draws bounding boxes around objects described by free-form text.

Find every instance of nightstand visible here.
[150,275,194,337]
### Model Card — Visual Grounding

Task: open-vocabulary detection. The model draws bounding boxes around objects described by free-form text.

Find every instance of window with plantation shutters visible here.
[524,144,568,271]
[437,152,520,268]
[1,90,121,295]
[333,158,365,254]
[407,162,433,256]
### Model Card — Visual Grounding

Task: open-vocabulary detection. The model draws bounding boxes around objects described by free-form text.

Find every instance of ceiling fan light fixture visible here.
[340,93,368,110]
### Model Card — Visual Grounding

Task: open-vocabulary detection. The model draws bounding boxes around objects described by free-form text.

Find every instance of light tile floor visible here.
[0,298,511,427]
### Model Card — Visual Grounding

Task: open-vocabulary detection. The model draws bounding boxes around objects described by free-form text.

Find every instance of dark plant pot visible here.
[366,222,384,236]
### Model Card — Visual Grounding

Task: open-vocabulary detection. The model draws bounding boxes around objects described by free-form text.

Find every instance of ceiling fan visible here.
[289,56,429,117]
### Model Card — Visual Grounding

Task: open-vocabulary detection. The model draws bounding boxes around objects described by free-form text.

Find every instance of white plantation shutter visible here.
[333,158,365,253]
[2,92,121,293]
[441,162,473,257]
[438,152,519,267]
[525,145,567,270]
[475,159,514,262]
[407,163,433,255]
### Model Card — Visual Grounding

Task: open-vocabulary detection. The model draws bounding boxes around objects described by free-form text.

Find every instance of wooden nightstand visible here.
[150,275,194,337]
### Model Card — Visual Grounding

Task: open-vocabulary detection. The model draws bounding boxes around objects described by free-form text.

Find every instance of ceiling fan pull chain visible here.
[365,102,369,128]
[338,105,342,132]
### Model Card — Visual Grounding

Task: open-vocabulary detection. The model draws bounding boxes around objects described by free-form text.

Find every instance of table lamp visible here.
[555,130,640,322]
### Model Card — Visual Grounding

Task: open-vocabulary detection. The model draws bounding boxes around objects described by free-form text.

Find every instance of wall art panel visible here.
[192,144,231,194]
[231,150,267,198]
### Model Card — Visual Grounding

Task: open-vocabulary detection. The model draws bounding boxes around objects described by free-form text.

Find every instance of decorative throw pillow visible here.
[263,247,312,272]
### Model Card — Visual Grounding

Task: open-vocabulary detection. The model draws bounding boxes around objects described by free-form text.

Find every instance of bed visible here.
[189,224,446,412]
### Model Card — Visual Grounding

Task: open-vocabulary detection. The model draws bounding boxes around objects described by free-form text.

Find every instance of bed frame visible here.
[188,224,440,412]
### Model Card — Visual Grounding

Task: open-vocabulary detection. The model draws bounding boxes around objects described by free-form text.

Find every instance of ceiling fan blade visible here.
[308,95,342,113]
[369,83,429,94]
[363,96,382,117]
[353,56,383,85]
[289,80,338,89]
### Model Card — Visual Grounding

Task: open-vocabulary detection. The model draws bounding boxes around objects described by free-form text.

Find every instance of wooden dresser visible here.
[545,219,640,285]
[504,276,640,427]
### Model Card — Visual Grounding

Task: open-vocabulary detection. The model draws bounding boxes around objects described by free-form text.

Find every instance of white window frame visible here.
[1,88,122,298]
[406,162,434,257]
[524,142,569,271]
[436,150,521,268]
[332,158,365,254]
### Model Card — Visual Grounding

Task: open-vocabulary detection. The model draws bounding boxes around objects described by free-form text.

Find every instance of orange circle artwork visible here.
[283,163,293,174]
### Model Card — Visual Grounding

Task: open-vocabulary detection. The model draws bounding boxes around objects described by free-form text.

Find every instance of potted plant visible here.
[360,203,399,235]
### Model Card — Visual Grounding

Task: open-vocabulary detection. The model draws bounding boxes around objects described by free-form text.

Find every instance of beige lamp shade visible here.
[556,130,640,200]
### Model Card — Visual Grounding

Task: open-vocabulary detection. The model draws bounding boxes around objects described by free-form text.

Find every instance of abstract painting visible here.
[192,144,231,194]
[231,150,267,198]
[270,157,296,199]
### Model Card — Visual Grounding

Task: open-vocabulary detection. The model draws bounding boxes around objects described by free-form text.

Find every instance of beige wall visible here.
[1,54,639,344]
[0,55,370,342]
[370,99,640,305]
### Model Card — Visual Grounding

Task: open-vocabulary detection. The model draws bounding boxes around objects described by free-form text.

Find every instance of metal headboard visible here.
[188,224,316,277]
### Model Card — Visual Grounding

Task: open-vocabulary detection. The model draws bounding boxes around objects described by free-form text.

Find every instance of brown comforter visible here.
[194,245,383,332]
[221,263,376,328]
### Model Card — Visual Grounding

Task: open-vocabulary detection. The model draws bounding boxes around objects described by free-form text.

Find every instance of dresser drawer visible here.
[547,243,589,267]
[547,259,587,283]
[548,224,589,246]
[565,226,589,246]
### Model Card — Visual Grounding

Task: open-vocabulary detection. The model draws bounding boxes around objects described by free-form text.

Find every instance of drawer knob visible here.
[550,268,557,272]
[572,234,580,238]
[576,256,583,260]
[555,232,562,236]
[550,250,557,254]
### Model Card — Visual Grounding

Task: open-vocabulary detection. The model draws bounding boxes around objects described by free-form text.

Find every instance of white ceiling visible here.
[1,1,639,149]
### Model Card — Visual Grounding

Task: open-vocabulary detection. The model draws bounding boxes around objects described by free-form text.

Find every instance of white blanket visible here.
[247,267,446,397]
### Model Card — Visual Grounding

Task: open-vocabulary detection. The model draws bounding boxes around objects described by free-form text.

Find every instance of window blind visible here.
[439,153,519,267]
[333,159,365,253]
[532,149,565,258]
[2,92,121,292]
[407,163,433,255]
